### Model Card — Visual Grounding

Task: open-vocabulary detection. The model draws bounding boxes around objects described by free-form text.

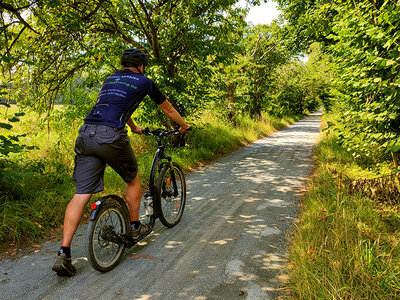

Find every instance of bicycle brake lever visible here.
[179,126,192,134]
[143,127,150,135]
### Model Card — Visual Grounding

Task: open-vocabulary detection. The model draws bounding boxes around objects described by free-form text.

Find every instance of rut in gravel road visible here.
[0,109,321,300]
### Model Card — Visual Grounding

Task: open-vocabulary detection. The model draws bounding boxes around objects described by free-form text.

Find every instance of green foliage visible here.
[238,24,289,118]
[1,0,315,128]
[327,1,400,168]
[216,23,327,121]
[0,157,74,243]
[50,82,99,129]
[271,57,325,117]
[0,99,36,156]
[276,0,336,53]
[219,23,296,120]
[278,0,400,169]
[1,0,316,130]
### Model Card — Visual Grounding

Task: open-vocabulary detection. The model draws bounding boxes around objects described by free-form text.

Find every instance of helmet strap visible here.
[124,65,144,75]
[135,65,143,75]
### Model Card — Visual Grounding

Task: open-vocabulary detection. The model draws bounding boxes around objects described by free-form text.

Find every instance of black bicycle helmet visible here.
[121,48,148,67]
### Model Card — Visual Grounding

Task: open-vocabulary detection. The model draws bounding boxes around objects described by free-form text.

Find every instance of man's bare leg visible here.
[125,173,142,222]
[125,173,151,237]
[53,193,92,276]
[62,193,92,247]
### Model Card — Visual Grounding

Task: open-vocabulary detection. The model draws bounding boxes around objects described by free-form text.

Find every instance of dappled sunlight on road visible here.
[172,110,321,299]
[121,111,321,299]
[132,110,320,299]
[0,110,321,300]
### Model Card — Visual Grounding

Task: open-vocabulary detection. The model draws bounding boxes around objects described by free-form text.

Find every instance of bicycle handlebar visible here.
[142,127,180,137]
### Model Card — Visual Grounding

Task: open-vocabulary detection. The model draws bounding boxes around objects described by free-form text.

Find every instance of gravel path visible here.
[0,109,321,300]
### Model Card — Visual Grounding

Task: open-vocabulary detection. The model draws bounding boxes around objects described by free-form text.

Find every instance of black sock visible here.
[59,246,71,259]
[131,221,140,229]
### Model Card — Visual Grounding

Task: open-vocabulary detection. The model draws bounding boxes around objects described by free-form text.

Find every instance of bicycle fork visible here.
[168,159,179,197]
[143,191,154,216]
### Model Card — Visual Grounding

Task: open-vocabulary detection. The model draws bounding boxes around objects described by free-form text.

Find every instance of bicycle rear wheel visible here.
[86,199,128,272]
[155,162,186,228]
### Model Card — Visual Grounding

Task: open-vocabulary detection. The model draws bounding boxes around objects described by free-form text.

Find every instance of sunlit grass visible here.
[284,111,400,299]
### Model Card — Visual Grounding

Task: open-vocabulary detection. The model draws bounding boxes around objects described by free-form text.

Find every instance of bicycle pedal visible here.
[120,234,134,243]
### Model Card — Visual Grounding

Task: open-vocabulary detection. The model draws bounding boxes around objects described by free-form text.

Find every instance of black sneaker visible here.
[131,223,152,239]
[52,253,76,277]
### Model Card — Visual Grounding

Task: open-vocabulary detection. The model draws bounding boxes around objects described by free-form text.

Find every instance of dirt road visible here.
[0,110,321,300]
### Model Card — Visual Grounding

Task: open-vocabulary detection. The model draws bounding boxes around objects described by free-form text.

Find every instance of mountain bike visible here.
[85,127,188,272]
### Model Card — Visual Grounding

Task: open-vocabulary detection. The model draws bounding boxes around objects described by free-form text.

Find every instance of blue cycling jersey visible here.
[84,69,166,129]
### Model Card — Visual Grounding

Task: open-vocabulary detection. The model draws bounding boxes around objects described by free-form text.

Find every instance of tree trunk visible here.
[392,151,399,168]
[226,82,236,121]
[162,61,186,147]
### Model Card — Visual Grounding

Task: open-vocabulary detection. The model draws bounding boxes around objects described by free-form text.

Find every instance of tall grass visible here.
[0,105,294,246]
[285,113,400,299]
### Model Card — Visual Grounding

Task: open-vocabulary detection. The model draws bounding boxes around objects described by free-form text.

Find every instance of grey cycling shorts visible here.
[72,124,138,194]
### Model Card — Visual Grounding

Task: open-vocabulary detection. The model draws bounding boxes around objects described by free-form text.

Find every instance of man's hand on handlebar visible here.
[179,125,191,135]
[127,118,143,135]
[132,126,143,135]
[142,125,191,136]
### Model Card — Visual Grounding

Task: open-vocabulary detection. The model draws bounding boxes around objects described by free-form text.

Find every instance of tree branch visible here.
[5,26,26,54]
[42,62,89,99]
[249,35,261,58]
[0,2,39,34]
[81,0,107,22]
[128,0,152,46]
[138,0,160,57]
[251,45,276,63]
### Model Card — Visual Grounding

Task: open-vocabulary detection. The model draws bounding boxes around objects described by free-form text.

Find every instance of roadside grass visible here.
[0,105,295,248]
[285,112,400,299]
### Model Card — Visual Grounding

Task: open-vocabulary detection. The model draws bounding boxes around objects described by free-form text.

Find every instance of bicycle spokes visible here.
[156,163,186,227]
[86,203,127,272]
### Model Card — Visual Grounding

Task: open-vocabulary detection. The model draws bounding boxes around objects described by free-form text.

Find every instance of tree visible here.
[221,23,289,120]
[1,0,247,119]
[276,0,400,168]
[275,0,337,53]
[329,1,400,167]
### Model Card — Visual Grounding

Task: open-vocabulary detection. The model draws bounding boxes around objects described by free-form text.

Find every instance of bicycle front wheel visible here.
[86,199,128,272]
[155,162,186,228]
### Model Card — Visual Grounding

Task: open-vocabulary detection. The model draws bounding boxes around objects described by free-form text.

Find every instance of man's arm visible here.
[158,100,191,133]
[127,118,142,134]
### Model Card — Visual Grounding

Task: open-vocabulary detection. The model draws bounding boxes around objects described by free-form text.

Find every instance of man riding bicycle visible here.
[52,48,191,277]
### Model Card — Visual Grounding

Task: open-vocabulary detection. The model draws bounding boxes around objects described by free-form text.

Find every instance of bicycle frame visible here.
[88,128,182,241]
[86,127,189,271]
[148,130,180,198]
[90,128,179,220]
